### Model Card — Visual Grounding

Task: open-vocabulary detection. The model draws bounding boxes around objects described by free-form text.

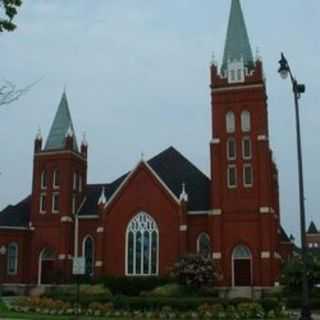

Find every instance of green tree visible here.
[0,0,22,32]
[281,253,320,293]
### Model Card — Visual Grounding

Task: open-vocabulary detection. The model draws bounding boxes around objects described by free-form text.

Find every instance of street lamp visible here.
[0,245,7,300]
[278,53,311,320]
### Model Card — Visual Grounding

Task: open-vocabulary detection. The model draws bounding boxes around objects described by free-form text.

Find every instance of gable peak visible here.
[308,221,318,234]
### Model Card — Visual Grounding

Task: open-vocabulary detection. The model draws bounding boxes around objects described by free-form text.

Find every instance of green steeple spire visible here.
[45,92,78,151]
[221,0,254,72]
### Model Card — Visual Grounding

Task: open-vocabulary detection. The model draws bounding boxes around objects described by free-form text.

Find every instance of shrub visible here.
[171,254,218,288]
[15,297,72,313]
[79,284,112,297]
[237,302,265,319]
[229,297,253,306]
[286,297,320,309]
[198,303,224,315]
[260,298,281,314]
[44,285,112,306]
[146,283,219,298]
[87,302,113,313]
[98,276,170,296]
[148,284,183,297]
[112,297,226,311]
[281,254,320,293]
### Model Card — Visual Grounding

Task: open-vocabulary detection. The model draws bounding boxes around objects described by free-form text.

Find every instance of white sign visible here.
[72,257,85,275]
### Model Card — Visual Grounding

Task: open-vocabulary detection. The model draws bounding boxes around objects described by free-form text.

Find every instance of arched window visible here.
[233,245,251,259]
[197,233,211,257]
[53,169,60,188]
[7,242,18,275]
[227,138,236,160]
[242,137,252,160]
[83,236,94,277]
[126,212,159,276]
[226,112,236,133]
[41,170,47,189]
[241,111,251,132]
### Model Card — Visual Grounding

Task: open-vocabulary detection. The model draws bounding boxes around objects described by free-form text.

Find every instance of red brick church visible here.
[0,0,293,289]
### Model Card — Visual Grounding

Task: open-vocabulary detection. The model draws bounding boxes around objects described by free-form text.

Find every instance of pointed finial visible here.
[210,52,217,66]
[98,186,107,205]
[140,152,145,161]
[179,182,189,202]
[81,132,88,146]
[36,127,42,141]
[289,234,295,243]
[256,47,262,61]
[65,125,74,138]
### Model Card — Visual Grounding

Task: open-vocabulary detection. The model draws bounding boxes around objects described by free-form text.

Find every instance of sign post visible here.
[72,257,85,319]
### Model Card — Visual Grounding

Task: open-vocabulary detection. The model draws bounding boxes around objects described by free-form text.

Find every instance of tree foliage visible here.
[0,0,22,32]
[0,81,28,106]
[281,253,320,292]
[171,254,219,289]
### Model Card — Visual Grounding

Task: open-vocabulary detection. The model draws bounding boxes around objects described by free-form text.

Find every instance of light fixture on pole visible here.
[278,53,311,320]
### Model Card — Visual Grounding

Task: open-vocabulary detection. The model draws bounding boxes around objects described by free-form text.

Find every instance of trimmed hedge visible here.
[113,297,228,311]
[286,297,320,309]
[97,276,171,296]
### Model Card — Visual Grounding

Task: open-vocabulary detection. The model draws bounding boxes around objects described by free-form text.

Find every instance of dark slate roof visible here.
[79,146,210,215]
[280,227,291,242]
[148,147,210,211]
[308,221,318,234]
[0,196,31,228]
[79,174,127,215]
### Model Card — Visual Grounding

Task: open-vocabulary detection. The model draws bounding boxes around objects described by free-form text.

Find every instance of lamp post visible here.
[0,245,7,300]
[278,53,311,320]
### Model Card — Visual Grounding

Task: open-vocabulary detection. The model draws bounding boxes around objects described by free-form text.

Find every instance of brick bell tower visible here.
[29,92,87,284]
[209,0,281,288]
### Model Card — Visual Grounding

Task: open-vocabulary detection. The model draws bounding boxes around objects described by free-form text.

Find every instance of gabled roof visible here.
[0,196,31,228]
[45,92,78,151]
[221,0,254,73]
[280,226,291,242]
[79,146,211,215]
[308,221,318,234]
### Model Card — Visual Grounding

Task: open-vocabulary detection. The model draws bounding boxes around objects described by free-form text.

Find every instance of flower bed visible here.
[11,297,293,319]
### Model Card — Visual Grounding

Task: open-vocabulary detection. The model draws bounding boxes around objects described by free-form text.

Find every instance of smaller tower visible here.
[29,92,88,283]
[306,222,320,249]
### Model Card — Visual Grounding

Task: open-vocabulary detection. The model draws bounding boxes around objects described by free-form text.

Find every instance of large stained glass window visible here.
[126,212,159,276]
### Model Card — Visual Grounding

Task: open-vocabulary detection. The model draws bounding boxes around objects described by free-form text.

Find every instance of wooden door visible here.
[41,260,55,284]
[234,259,251,286]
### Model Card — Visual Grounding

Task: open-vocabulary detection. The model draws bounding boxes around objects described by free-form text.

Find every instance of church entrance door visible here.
[232,245,252,287]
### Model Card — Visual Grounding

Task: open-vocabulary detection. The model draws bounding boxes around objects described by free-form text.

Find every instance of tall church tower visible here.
[209,0,281,287]
[29,92,88,284]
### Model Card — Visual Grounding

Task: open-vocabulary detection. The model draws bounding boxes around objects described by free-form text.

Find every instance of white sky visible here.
[1,0,319,241]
